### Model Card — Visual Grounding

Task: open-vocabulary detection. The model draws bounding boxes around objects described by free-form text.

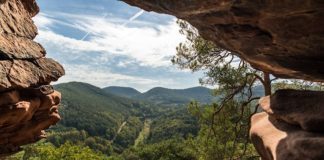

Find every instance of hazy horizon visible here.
[55,81,213,93]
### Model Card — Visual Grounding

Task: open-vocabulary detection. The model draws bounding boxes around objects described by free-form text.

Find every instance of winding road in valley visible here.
[111,121,127,143]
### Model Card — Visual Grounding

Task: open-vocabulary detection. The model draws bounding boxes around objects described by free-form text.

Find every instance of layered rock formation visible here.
[0,0,64,155]
[121,0,324,159]
[250,90,324,160]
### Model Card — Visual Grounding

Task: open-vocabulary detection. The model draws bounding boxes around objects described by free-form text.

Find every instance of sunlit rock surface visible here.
[122,0,324,82]
[0,0,64,155]
[250,90,324,160]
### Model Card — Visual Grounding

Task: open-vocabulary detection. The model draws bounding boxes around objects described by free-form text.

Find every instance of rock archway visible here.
[0,0,323,159]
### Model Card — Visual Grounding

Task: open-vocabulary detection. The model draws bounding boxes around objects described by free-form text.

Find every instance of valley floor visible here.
[134,119,152,147]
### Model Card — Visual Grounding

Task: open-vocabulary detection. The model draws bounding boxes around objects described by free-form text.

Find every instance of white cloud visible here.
[36,30,102,54]
[117,61,129,68]
[33,11,202,91]
[33,13,53,29]
[34,13,185,67]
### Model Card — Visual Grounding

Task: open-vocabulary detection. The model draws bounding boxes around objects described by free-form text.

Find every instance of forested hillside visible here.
[50,82,150,153]
[7,82,203,159]
[8,82,265,159]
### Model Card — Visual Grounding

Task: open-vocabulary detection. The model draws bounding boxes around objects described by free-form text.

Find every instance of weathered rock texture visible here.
[121,1,324,160]
[122,0,324,82]
[260,90,324,132]
[0,0,64,155]
[251,90,324,160]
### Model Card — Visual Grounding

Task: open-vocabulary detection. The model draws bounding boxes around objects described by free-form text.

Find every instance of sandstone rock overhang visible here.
[122,0,324,82]
[0,0,64,92]
[0,0,64,154]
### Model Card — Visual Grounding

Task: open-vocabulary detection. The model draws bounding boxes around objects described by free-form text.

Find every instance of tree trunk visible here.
[263,72,271,96]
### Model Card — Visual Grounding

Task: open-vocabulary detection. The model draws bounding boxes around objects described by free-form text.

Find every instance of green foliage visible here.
[104,85,216,105]
[53,82,147,150]
[134,119,151,147]
[135,87,216,105]
[47,129,113,155]
[173,19,222,72]
[103,86,141,98]
[173,20,265,97]
[12,76,278,160]
[172,19,262,159]
[55,82,125,138]
[273,80,324,91]
[186,101,258,160]
[44,82,207,158]
[148,107,199,143]
[120,138,196,160]
[15,142,108,160]
[114,116,143,151]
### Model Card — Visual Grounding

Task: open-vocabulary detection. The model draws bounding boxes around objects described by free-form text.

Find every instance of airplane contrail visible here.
[80,9,145,41]
[80,13,108,41]
[123,9,144,26]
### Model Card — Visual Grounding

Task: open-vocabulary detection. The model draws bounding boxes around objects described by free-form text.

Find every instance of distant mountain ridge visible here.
[103,86,141,98]
[104,86,215,105]
[57,82,264,107]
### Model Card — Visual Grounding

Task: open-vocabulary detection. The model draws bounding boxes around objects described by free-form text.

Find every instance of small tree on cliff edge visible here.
[172,20,278,159]
[172,20,274,97]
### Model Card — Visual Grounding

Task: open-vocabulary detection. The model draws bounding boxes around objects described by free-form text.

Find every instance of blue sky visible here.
[34,0,204,92]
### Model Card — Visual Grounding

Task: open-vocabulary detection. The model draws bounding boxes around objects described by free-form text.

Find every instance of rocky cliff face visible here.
[0,0,64,155]
[121,0,324,159]
[250,90,324,160]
